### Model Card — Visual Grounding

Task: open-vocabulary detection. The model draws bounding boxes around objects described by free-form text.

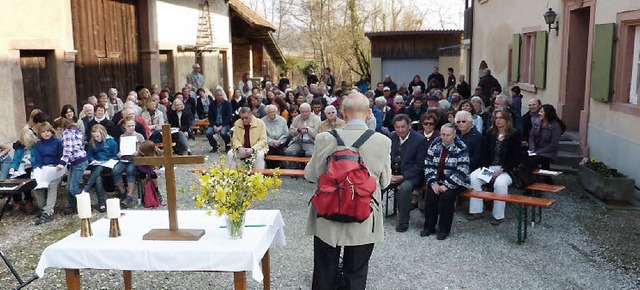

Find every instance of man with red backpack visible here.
[305,92,391,290]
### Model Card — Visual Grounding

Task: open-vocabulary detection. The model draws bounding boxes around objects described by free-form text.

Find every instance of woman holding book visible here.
[83,124,119,212]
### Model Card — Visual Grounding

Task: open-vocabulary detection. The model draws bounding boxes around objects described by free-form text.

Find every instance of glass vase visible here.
[224,212,246,239]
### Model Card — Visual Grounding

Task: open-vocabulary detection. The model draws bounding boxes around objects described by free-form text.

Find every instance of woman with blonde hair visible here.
[82,124,118,212]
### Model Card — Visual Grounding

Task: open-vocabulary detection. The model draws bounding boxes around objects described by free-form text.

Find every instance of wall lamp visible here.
[544,8,559,36]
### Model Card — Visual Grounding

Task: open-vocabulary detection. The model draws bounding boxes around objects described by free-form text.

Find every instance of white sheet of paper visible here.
[120,136,137,155]
[11,163,27,178]
[537,169,561,176]
[33,165,67,189]
[478,167,495,183]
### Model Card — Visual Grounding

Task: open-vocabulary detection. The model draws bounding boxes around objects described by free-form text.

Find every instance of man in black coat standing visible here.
[477,68,502,106]
[427,66,445,90]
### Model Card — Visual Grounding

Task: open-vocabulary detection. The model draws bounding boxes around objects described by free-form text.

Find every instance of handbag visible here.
[143,180,161,208]
[507,155,537,189]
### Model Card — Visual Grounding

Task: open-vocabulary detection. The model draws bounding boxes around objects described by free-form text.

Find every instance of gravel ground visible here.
[1,136,639,289]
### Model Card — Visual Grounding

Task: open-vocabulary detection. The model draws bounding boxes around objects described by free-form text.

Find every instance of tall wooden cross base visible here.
[134,125,206,241]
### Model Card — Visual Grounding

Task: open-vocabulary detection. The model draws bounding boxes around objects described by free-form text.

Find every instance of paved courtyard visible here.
[1,137,639,289]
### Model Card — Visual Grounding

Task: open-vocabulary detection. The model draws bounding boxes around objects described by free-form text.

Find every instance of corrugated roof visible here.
[229,0,276,31]
[365,29,463,37]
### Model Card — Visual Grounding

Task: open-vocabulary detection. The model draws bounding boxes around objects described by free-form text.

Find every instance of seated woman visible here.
[137,140,163,204]
[422,124,469,240]
[248,94,267,119]
[467,109,522,225]
[9,128,38,215]
[113,117,144,207]
[166,99,192,155]
[418,113,440,148]
[316,105,345,133]
[529,104,562,182]
[83,124,118,212]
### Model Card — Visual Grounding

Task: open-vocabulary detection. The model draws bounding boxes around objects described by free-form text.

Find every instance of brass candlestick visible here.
[109,218,121,237]
[80,218,93,237]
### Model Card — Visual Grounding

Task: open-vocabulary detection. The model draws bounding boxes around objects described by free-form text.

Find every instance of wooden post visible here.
[134,125,206,240]
[64,269,81,290]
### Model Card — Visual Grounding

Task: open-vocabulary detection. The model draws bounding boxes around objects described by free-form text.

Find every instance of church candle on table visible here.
[106,198,121,219]
[76,192,92,219]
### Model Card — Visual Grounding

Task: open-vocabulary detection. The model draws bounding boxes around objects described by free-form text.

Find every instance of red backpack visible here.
[311,129,377,223]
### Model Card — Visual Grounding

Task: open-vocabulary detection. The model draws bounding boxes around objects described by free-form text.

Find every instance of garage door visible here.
[381,58,438,87]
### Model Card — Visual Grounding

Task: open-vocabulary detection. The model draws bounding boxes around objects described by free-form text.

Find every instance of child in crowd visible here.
[0,139,12,180]
[137,140,163,204]
[83,124,119,212]
[113,117,144,207]
[8,128,38,215]
[31,122,64,225]
[53,117,89,215]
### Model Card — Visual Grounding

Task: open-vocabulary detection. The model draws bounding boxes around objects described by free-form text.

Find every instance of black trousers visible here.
[423,185,466,234]
[312,236,374,290]
[529,155,553,183]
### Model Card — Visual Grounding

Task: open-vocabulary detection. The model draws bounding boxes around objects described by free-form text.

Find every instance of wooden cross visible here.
[134,124,206,241]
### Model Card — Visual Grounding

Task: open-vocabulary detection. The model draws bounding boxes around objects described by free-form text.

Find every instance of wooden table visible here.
[36,210,285,289]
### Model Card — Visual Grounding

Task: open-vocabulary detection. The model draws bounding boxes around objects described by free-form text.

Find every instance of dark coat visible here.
[427,73,445,89]
[167,109,194,133]
[457,81,471,99]
[477,75,502,105]
[389,130,427,187]
[408,80,426,95]
[196,96,214,120]
[207,99,233,127]
[482,131,523,172]
[458,128,483,171]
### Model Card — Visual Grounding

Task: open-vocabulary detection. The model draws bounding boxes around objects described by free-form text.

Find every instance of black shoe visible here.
[436,232,449,240]
[98,204,107,213]
[395,224,409,233]
[35,212,53,225]
[420,228,435,237]
[63,207,77,215]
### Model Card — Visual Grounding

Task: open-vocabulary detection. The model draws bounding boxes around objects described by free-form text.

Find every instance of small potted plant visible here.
[577,158,634,204]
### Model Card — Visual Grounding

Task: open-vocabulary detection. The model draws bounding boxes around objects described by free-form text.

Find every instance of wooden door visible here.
[71,0,141,103]
[20,50,54,120]
[159,50,174,91]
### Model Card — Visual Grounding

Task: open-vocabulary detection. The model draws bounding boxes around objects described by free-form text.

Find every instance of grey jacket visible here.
[305,123,391,247]
[261,115,289,146]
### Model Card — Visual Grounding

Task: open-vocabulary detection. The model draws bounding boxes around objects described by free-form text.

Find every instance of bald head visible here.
[341,92,370,122]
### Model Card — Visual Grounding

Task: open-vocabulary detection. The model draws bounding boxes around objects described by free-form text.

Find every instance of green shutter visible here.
[534,31,548,88]
[591,23,616,102]
[511,34,521,82]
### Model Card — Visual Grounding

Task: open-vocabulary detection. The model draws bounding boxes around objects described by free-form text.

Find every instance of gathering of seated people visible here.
[1,64,562,239]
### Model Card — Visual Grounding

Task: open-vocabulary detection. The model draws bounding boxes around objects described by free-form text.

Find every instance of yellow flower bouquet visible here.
[193,157,282,238]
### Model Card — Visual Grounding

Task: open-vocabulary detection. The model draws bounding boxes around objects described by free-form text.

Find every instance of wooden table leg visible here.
[262,250,270,290]
[65,269,81,290]
[123,270,132,290]
[234,271,247,290]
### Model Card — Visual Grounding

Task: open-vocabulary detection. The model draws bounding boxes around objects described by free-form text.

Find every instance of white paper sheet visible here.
[90,159,119,169]
[33,165,67,189]
[10,163,27,178]
[537,169,561,176]
[120,136,137,155]
[478,167,495,183]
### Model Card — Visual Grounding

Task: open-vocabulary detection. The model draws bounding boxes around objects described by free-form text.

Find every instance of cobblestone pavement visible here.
[1,136,639,289]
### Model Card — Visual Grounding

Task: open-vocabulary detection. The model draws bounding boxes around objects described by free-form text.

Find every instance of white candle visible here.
[76,192,92,219]
[106,198,121,219]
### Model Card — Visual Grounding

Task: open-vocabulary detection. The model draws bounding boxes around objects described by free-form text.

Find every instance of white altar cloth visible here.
[36,210,286,282]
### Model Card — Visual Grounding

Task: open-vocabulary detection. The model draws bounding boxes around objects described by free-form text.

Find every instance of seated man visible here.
[206,88,233,152]
[262,104,289,157]
[316,105,345,133]
[227,107,268,169]
[422,124,470,240]
[455,110,482,172]
[285,103,320,157]
[388,114,427,232]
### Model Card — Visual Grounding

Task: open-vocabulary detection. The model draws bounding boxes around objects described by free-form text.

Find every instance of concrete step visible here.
[558,140,581,153]
[554,151,583,168]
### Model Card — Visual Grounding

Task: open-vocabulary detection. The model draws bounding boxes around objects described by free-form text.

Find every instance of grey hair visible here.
[123,101,136,109]
[171,99,184,111]
[87,95,97,102]
[441,123,456,133]
[213,88,227,99]
[413,87,422,94]
[470,96,487,115]
[83,104,94,111]
[393,96,404,103]
[299,103,311,111]
[375,96,387,105]
[265,104,278,112]
[238,106,252,114]
[98,92,107,98]
[495,94,510,104]
[128,91,137,98]
[455,110,473,122]
[439,99,451,111]
[108,88,118,95]
[324,105,337,114]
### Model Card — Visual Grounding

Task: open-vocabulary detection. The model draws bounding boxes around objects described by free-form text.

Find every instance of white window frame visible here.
[630,26,640,105]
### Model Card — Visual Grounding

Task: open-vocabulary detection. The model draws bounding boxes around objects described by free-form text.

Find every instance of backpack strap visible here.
[351,130,375,149]
[329,129,345,146]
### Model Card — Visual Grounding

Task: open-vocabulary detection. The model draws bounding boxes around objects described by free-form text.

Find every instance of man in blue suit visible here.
[389,114,427,232]
[206,88,233,152]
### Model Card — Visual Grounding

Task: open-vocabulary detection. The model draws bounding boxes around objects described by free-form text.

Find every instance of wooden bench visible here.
[525,183,565,192]
[264,155,311,163]
[462,190,556,244]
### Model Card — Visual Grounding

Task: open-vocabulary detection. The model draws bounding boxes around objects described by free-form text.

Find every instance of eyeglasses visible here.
[326,112,335,115]
[422,122,435,126]
[395,102,403,105]
[456,120,468,124]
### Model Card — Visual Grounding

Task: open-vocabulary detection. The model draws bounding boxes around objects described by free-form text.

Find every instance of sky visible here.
[241,0,466,31]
